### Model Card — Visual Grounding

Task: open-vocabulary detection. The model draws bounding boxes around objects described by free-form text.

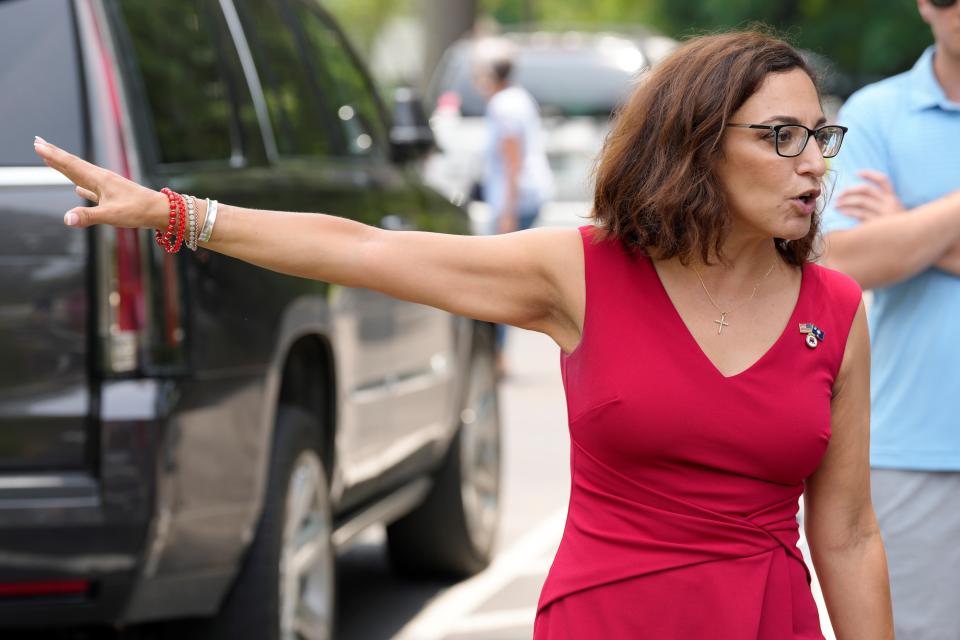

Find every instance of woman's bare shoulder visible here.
[518,226,586,277]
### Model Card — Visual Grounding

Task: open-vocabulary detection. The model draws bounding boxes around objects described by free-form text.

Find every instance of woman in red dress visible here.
[34,30,892,640]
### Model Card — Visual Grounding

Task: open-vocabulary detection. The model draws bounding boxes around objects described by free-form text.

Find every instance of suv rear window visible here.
[292,2,387,157]
[0,0,84,166]
[114,0,245,165]
[236,0,339,158]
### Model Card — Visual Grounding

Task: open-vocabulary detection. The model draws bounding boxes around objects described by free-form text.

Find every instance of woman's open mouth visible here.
[790,188,821,215]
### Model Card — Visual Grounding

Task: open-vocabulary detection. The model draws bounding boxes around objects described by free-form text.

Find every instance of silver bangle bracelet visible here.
[198,198,219,244]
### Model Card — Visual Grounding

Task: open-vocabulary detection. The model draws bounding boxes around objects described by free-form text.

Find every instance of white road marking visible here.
[798,504,837,640]
[446,607,539,634]
[515,559,556,576]
[394,508,566,640]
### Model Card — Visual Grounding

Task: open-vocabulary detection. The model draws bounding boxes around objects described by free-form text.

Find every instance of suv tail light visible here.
[79,1,184,375]
[0,580,91,598]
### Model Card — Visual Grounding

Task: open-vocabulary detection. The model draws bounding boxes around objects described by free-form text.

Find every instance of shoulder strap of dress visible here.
[578,224,635,267]
[567,225,625,360]
[577,224,636,298]
[806,263,864,381]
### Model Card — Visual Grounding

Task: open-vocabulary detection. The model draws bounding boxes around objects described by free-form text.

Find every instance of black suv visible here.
[0,1,500,637]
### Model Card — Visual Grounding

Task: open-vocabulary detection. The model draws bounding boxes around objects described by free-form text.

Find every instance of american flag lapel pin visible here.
[799,323,824,349]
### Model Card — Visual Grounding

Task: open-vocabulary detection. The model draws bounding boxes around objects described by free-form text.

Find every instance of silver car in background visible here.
[422,30,678,231]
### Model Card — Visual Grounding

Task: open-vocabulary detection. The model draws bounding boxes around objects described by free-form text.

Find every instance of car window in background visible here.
[291,1,387,158]
[235,0,337,158]
[549,150,595,202]
[0,0,83,166]
[432,40,645,118]
[208,0,268,165]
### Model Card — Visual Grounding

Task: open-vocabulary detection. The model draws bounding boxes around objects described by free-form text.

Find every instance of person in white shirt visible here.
[472,39,554,373]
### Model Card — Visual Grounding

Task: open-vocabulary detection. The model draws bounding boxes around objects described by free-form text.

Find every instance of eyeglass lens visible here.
[930,0,957,8]
[777,125,844,158]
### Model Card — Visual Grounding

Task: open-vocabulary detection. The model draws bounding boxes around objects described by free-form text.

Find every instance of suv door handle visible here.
[379,214,415,231]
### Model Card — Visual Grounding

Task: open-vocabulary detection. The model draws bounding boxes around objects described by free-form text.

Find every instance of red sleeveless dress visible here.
[534,226,862,639]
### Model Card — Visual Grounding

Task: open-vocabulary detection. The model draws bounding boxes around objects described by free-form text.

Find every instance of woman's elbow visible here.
[806,514,883,556]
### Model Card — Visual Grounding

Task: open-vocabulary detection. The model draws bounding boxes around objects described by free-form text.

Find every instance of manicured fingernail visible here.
[35,136,47,144]
[64,212,79,226]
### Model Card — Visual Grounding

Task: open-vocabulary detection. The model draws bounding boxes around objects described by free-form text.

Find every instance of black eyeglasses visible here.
[725,123,848,158]
[930,0,957,8]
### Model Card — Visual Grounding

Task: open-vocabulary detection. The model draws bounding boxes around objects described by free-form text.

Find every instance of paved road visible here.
[337,327,571,640]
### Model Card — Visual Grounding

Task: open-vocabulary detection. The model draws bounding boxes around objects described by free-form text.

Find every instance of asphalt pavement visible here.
[336,326,571,640]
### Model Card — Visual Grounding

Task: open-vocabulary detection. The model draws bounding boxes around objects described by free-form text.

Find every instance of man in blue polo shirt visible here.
[822,0,960,636]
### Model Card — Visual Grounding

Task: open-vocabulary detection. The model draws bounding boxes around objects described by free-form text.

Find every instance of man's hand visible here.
[498,134,522,235]
[835,169,960,276]
[834,170,905,221]
[496,211,518,234]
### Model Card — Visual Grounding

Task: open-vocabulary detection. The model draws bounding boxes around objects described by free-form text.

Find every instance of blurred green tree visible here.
[322,0,415,53]
[482,0,933,85]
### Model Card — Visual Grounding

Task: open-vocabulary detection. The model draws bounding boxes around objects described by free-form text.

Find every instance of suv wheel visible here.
[387,326,501,576]
[190,405,335,640]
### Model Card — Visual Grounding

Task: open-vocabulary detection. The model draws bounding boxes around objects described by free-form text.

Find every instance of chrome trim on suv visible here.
[0,167,73,187]
[218,0,280,163]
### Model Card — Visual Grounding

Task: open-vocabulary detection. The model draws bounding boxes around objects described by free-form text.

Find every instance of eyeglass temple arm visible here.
[725,124,775,130]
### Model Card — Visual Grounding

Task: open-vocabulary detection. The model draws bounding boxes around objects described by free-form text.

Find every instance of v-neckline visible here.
[645,255,808,380]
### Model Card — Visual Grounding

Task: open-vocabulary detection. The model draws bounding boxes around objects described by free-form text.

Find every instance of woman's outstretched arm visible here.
[33,137,585,352]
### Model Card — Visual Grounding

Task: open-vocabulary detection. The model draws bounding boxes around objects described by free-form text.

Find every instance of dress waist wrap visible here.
[537,441,810,614]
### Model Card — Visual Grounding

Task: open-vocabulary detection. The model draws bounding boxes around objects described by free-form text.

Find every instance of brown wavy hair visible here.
[592,30,821,266]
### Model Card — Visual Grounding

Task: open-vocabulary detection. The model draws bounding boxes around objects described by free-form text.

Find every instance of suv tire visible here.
[386,326,501,577]
[185,405,335,640]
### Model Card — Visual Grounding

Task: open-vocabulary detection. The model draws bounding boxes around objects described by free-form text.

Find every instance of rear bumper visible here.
[0,473,148,627]
[0,380,166,628]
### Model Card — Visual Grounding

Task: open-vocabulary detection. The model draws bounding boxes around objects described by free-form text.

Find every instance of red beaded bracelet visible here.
[171,190,186,253]
[156,188,186,253]
[155,188,177,249]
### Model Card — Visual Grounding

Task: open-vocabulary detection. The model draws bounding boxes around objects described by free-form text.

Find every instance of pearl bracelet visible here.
[186,195,197,251]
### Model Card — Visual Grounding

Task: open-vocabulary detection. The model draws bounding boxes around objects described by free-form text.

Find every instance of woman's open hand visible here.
[33,136,167,230]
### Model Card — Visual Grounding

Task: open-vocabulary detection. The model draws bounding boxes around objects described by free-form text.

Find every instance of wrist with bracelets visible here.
[155,188,219,253]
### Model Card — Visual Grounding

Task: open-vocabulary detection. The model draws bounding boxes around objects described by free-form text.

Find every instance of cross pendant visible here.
[714,313,730,335]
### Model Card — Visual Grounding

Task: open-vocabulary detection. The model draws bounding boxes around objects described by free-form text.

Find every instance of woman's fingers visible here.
[75,186,99,202]
[33,137,103,192]
[64,205,102,228]
[33,137,166,230]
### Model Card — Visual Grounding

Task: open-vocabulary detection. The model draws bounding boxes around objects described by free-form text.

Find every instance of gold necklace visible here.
[691,261,777,335]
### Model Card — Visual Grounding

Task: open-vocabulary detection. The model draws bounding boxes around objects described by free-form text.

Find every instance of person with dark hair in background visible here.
[34,28,892,639]
[471,38,553,376]
[821,1,960,637]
